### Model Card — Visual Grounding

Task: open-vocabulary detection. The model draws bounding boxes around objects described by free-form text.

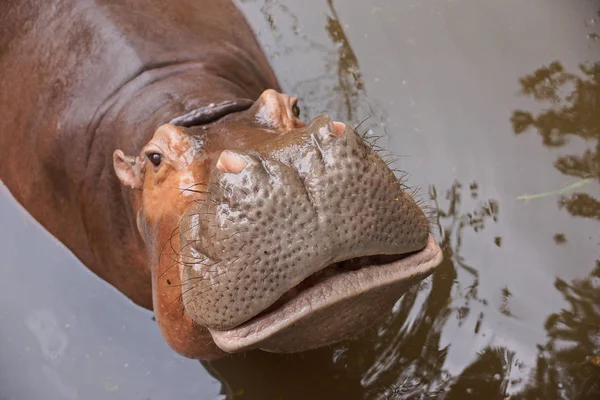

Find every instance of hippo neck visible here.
[102,61,276,153]
[81,63,278,309]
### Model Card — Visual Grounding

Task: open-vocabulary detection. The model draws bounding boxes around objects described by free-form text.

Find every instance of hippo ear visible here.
[252,89,305,130]
[113,150,143,189]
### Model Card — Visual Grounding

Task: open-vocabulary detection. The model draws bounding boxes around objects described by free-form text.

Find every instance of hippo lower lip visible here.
[208,234,442,353]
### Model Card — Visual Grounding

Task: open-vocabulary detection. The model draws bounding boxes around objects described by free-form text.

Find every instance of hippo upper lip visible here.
[208,234,443,352]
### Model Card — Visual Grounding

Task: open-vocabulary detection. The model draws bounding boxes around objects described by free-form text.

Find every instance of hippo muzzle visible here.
[178,114,443,353]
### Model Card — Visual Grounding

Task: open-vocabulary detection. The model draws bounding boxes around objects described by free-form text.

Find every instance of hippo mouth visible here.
[208,235,442,353]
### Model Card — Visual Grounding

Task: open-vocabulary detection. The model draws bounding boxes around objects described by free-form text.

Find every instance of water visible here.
[1,0,599,399]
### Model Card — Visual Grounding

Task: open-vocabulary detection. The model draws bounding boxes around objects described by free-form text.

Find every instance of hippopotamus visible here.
[0,0,443,359]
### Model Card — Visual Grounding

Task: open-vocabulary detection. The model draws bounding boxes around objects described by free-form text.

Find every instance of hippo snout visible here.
[178,114,437,352]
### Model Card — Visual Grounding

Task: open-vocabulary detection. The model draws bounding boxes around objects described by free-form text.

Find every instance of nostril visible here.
[328,121,346,136]
[216,151,247,173]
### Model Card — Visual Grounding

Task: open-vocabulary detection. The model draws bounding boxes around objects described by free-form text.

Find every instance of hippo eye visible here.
[292,103,300,118]
[147,152,162,167]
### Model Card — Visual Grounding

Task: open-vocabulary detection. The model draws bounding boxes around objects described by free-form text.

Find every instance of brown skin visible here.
[0,0,279,358]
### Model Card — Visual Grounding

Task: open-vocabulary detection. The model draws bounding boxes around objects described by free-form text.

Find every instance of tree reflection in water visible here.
[240,0,386,129]
[508,60,600,399]
[520,263,600,399]
[511,61,599,220]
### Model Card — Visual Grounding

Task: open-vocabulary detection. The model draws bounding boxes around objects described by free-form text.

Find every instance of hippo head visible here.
[113,89,443,358]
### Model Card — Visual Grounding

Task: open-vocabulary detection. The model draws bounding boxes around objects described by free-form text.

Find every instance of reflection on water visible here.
[507,38,600,398]
[520,263,600,399]
[1,0,599,399]
[511,60,599,220]
[241,0,385,128]
[324,0,364,122]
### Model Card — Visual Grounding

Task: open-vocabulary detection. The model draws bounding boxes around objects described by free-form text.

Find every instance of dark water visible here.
[1,0,599,399]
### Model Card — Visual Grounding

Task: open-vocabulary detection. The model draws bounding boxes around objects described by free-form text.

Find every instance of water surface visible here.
[1,0,599,399]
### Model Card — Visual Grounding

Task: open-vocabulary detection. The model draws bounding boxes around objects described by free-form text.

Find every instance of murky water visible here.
[1,0,599,399]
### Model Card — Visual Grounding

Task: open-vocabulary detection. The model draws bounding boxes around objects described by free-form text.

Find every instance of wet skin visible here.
[0,0,442,359]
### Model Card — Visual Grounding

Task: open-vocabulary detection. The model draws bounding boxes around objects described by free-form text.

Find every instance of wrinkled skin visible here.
[0,0,442,359]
